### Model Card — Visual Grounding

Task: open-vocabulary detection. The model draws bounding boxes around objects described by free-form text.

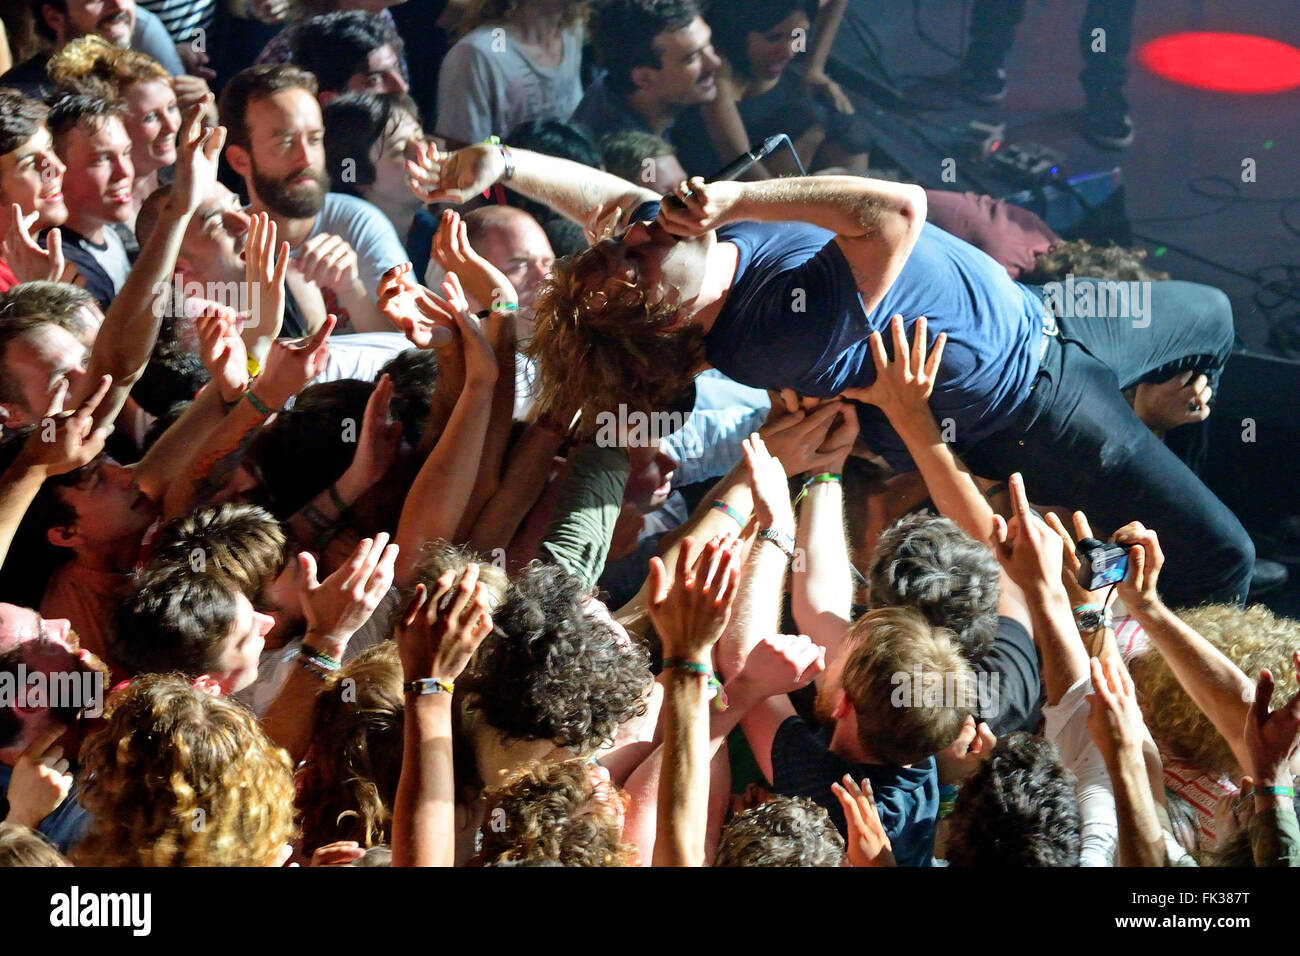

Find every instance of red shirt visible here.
[0,257,18,293]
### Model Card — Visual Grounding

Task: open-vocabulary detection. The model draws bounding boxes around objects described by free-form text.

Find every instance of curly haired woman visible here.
[73,674,296,866]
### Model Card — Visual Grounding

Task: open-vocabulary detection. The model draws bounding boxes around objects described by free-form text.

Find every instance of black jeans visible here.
[963,279,1253,607]
[966,0,1137,103]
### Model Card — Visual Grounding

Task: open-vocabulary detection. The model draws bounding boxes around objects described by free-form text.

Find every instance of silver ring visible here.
[1187,400,1201,413]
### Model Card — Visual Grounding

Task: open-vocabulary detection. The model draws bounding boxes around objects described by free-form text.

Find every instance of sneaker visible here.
[1082,93,1134,149]
[936,65,1008,105]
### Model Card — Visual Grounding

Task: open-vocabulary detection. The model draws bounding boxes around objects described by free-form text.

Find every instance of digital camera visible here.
[1075,537,1129,590]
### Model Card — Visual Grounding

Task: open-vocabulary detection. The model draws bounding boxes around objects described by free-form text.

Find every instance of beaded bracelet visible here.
[296,653,335,681]
[710,499,745,529]
[300,643,340,671]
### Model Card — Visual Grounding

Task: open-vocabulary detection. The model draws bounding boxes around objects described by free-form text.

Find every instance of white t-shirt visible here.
[1044,675,1119,866]
[435,23,585,144]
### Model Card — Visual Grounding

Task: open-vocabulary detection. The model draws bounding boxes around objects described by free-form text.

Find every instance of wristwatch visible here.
[1075,609,1114,633]
[756,527,796,561]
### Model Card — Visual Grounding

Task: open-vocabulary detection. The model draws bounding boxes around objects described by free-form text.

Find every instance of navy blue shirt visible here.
[771,715,939,867]
[629,200,1045,471]
[705,216,1045,470]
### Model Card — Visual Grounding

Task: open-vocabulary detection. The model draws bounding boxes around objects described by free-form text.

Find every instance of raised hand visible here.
[732,632,826,698]
[1043,510,1119,612]
[377,263,455,350]
[4,726,73,828]
[1112,521,1164,615]
[297,531,399,653]
[1085,656,1149,768]
[1,204,73,283]
[16,374,113,477]
[243,211,289,341]
[309,840,367,867]
[839,314,946,424]
[442,271,498,386]
[988,472,1065,599]
[393,564,495,682]
[758,400,849,478]
[293,233,360,295]
[431,208,517,322]
[831,775,895,867]
[657,177,745,238]
[169,98,225,215]
[1243,653,1300,789]
[808,402,860,474]
[407,142,505,205]
[256,314,335,408]
[195,308,249,403]
[338,372,402,493]
[742,432,794,531]
[936,714,996,786]
[647,534,743,663]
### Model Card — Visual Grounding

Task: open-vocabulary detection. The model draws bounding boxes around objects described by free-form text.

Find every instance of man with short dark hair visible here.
[288,10,409,105]
[218,64,408,333]
[45,90,134,310]
[571,0,720,145]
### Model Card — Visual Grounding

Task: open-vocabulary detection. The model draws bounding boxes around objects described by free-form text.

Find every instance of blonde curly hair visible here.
[1129,604,1300,775]
[47,35,170,94]
[475,758,635,866]
[457,0,588,37]
[74,674,296,867]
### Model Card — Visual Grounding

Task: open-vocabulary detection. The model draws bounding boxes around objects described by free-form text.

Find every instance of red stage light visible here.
[1138,32,1300,94]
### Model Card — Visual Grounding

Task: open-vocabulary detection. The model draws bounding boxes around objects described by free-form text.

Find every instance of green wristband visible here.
[244,387,273,416]
[1261,785,1295,797]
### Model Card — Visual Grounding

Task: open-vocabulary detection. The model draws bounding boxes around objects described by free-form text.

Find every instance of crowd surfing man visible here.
[411,142,1249,608]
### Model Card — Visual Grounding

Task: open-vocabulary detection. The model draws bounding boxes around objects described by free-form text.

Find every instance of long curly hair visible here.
[526,244,706,430]
[1129,604,1300,776]
[296,643,405,854]
[475,758,635,866]
[460,562,652,753]
[1021,238,1170,284]
[74,674,296,867]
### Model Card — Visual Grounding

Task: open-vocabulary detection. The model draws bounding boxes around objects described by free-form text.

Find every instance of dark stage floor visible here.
[827,1,1300,613]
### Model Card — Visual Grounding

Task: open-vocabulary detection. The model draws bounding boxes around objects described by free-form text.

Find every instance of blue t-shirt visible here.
[771,715,939,867]
[631,201,1044,471]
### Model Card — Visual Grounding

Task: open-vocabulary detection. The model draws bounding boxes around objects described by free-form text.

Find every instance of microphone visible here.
[662,135,789,211]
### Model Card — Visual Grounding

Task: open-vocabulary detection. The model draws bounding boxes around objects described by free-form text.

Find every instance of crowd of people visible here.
[0,0,1296,870]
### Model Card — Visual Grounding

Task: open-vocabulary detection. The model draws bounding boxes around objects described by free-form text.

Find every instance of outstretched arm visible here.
[657,175,926,313]
[409,142,659,231]
[75,103,224,430]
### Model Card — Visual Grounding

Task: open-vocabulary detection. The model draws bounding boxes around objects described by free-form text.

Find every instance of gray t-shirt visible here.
[301,193,409,302]
[435,23,585,143]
